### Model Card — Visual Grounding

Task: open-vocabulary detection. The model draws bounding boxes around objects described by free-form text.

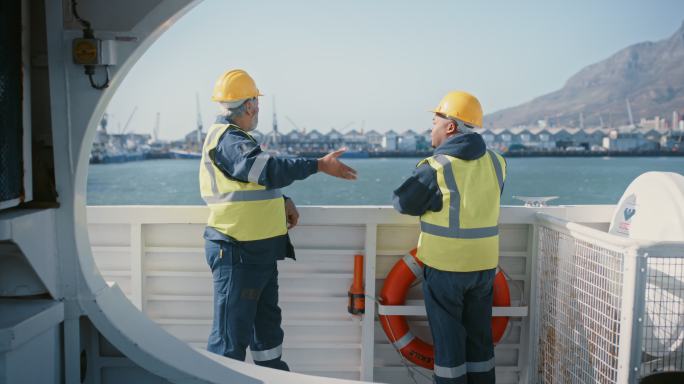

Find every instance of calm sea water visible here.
[86,157,684,206]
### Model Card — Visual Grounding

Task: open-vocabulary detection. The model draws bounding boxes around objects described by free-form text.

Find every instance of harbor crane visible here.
[340,121,355,131]
[285,115,305,133]
[195,93,203,149]
[153,112,160,142]
[626,98,635,129]
[267,96,280,147]
[120,106,138,134]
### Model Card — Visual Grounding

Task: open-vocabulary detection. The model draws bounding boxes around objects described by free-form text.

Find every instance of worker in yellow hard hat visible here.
[393,91,506,384]
[201,69,357,370]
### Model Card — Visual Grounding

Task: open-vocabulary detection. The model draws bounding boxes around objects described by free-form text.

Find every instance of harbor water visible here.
[87,157,684,206]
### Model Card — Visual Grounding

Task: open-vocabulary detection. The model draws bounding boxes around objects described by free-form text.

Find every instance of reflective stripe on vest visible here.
[248,152,271,183]
[417,149,506,272]
[203,189,282,204]
[199,123,286,241]
[202,126,223,197]
[419,152,503,238]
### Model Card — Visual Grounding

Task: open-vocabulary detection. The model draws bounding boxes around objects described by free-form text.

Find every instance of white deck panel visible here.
[87,205,615,383]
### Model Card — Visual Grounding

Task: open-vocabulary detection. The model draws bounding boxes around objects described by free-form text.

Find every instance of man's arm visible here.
[392,163,442,216]
[213,130,357,189]
[212,130,318,188]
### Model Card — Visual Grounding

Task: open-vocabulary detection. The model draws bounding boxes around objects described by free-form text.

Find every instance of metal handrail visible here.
[536,212,684,257]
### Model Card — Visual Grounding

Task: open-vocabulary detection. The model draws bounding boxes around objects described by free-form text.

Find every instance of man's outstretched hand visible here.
[317,148,358,180]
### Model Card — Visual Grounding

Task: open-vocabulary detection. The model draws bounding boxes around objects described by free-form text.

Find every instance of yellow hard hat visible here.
[432,91,483,128]
[211,69,263,102]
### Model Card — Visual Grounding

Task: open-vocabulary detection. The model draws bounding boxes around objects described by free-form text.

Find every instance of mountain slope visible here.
[485,21,684,128]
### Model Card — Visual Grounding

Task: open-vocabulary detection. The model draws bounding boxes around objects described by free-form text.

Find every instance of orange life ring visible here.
[379,249,511,370]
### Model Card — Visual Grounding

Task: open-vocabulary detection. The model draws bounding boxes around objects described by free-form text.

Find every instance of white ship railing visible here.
[534,213,684,384]
[87,205,616,384]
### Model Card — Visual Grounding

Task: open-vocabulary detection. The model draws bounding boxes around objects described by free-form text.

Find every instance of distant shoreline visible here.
[89,150,684,165]
[296,150,684,159]
[498,150,684,158]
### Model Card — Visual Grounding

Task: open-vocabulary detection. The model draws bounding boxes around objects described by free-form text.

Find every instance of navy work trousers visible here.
[205,240,289,371]
[422,266,496,384]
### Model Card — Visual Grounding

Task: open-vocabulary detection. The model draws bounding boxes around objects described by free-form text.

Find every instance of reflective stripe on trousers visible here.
[251,344,282,362]
[434,358,496,379]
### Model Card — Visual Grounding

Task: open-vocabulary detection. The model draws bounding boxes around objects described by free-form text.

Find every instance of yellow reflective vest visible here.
[199,123,287,241]
[416,150,507,272]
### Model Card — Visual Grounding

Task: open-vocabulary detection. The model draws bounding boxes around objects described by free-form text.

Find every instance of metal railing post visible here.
[130,222,144,310]
[617,246,643,383]
[525,222,541,384]
[361,223,377,381]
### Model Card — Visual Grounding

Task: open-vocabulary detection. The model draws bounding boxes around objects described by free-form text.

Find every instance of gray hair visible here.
[457,123,474,134]
[218,97,254,118]
[449,118,475,134]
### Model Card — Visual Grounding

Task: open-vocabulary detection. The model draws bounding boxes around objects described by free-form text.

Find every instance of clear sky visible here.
[106,0,684,140]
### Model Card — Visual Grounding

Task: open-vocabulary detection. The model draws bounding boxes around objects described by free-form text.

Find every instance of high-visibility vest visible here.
[417,150,506,272]
[199,123,287,241]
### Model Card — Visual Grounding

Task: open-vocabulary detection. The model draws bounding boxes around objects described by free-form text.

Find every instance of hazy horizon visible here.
[105,0,684,140]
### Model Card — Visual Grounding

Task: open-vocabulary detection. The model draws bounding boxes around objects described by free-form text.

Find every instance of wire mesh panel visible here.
[535,225,626,383]
[641,255,684,376]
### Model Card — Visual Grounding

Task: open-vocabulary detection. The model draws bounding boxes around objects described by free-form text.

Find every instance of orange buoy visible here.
[379,248,510,370]
[347,254,365,315]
